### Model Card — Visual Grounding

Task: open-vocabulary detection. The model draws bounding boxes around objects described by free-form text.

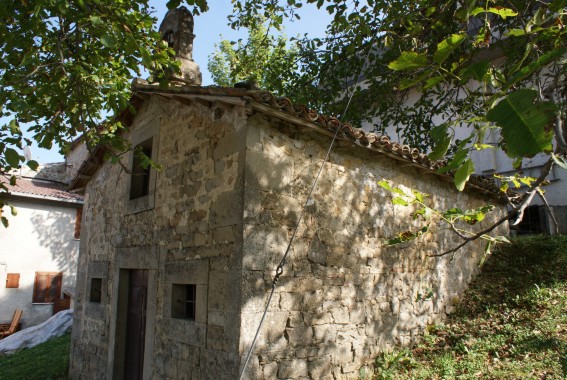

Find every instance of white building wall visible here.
[0,199,80,328]
[363,88,567,211]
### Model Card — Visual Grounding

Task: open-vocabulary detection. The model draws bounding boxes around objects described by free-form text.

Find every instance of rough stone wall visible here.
[65,143,90,183]
[239,114,508,379]
[69,95,247,379]
[69,92,507,380]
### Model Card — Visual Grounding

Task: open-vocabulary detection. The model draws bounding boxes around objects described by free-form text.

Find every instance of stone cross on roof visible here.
[159,6,202,85]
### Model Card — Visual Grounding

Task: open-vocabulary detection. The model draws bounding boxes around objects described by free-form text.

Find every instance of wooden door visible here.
[124,269,148,380]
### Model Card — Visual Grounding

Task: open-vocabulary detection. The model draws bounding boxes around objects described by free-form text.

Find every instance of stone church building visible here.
[68,7,507,380]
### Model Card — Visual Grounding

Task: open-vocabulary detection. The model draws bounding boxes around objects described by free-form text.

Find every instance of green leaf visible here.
[140,47,153,69]
[9,205,17,216]
[437,148,468,173]
[471,7,518,19]
[550,0,567,12]
[166,0,182,9]
[474,143,494,150]
[433,34,466,64]
[1,216,8,228]
[8,119,20,134]
[388,52,428,71]
[101,35,115,48]
[459,61,490,83]
[9,175,16,186]
[386,225,429,245]
[392,188,406,196]
[392,197,409,206]
[27,160,39,170]
[454,158,475,191]
[428,135,451,160]
[423,76,444,90]
[494,236,510,243]
[487,90,555,158]
[398,72,430,90]
[505,29,526,37]
[411,190,425,203]
[504,47,567,90]
[480,242,491,266]
[377,180,392,191]
[5,148,21,167]
[89,16,103,26]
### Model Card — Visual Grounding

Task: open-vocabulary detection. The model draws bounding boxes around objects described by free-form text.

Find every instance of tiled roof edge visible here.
[77,81,505,201]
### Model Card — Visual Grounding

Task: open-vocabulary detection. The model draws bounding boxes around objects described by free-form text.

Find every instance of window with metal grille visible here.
[172,284,197,320]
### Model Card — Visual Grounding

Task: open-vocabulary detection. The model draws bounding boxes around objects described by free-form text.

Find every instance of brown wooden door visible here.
[124,269,148,380]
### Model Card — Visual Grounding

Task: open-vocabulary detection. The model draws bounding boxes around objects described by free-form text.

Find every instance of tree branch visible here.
[429,159,554,258]
[537,190,559,235]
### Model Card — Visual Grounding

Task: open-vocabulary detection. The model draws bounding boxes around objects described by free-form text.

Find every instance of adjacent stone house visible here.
[0,162,83,328]
[68,7,508,380]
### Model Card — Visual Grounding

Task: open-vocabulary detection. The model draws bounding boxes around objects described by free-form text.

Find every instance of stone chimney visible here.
[159,7,202,85]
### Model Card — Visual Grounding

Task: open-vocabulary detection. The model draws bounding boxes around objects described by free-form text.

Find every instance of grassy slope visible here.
[0,332,70,380]
[371,235,567,380]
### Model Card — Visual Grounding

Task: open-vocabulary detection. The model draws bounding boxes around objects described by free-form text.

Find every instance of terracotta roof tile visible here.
[69,81,504,199]
[1,176,83,202]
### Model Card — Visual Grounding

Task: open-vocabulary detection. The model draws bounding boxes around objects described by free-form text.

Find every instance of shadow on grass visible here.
[456,235,567,317]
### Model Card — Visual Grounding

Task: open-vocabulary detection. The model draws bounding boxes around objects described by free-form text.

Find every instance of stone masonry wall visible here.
[239,113,508,379]
[69,95,247,380]
[69,92,507,380]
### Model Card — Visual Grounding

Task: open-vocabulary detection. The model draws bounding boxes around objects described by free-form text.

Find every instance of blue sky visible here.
[20,0,330,164]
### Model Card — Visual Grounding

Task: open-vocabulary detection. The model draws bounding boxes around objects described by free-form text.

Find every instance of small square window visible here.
[89,278,103,303]
[172,284,197,320]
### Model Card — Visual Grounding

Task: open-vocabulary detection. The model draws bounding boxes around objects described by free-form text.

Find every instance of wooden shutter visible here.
[6,273,20,288]
[48,274,62,303]
[33,273,48,303]
[74,208,83,239]
[33,272,63,303]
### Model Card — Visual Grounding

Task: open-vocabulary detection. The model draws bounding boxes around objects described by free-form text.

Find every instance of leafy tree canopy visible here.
[208,15,301,96]
[0,0,179,226]
[221,0,567,196]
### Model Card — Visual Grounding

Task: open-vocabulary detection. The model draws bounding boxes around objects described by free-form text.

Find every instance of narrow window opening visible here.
[130,138,153,200]
[172,284,197,320]
[90,278,103,303]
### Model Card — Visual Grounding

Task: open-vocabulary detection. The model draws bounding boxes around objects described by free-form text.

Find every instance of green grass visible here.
[0,332,70,380]
[370,235,567,380]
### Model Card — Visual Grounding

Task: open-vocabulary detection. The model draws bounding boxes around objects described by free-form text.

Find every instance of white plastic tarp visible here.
[0,309,73,354]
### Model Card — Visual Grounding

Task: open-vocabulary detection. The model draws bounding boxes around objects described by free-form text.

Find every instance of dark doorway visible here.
[513,205,546,235]
[124,269,149,380]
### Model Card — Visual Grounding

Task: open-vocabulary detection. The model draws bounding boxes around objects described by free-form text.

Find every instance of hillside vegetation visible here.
[370,235,567,380]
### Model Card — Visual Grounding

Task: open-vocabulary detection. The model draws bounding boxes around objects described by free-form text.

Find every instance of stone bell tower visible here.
[159,6,203,85]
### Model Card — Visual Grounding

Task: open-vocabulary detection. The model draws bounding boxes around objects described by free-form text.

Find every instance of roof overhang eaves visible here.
[0,191,84,206]
[68,81,506,201]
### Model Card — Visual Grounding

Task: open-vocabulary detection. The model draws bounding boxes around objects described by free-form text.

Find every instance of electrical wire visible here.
[238,49,373,380]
